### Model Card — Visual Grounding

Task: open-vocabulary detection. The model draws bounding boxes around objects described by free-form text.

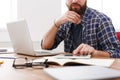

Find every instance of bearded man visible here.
[41,0,120,58]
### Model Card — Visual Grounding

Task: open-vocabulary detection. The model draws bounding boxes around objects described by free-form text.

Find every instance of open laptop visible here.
[7,19,59,56]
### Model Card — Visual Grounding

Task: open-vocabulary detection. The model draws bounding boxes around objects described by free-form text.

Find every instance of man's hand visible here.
[55,11,81,27]
[73,43,110,58]
[73,43,95,56]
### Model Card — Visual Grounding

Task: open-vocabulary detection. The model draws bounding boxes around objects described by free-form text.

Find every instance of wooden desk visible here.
[0,54,120,80]
[0,54,53,80]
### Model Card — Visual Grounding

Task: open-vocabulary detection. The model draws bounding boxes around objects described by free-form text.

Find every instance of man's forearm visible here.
[42,24,59,49]
[92,50,110,58]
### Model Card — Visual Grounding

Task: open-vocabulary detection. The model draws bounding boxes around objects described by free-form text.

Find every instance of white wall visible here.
[0,0,64,51]
[0,0,61,42]
[17,0,64,51]
[17,0,61,41]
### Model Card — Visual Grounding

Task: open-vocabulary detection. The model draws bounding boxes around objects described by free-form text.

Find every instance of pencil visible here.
[0,60,4,64]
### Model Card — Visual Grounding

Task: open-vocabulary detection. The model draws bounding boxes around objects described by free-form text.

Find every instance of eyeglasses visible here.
[12,57,49,69]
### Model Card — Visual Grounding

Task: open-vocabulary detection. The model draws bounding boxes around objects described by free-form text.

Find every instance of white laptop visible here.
[7,19,59,56]
[44,66,120,80]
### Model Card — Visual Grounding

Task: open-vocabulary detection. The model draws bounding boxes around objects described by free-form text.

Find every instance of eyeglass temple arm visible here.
[43,59,49,68]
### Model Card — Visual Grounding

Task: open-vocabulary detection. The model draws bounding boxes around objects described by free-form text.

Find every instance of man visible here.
[41,0,120,58]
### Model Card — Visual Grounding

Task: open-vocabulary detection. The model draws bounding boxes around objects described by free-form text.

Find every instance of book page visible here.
[34,57,74,66]
[73,58,115,67]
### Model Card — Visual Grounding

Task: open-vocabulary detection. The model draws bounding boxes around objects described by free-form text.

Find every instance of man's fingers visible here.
[73,43,84,55]
[73,43,95,56]
[66,11,81,24]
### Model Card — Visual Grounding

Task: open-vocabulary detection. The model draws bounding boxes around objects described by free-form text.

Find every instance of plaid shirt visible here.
[50,7,120,58]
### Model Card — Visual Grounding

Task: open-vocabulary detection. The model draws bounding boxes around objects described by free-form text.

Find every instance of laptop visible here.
[44,66,120,80]
[6,19,59,56]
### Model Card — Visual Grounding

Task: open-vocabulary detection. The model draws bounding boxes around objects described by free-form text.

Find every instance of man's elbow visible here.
[41,44,52,50]
[41,44,48,50]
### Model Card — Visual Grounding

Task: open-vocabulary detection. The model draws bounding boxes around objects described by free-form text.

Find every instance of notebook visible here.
[6,19,60,56]
[44,66,120,80]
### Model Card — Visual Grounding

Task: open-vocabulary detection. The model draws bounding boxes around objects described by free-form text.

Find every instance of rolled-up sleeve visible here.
[97,17,120,58]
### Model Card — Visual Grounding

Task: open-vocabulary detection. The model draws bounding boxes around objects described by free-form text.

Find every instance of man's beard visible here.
[69,3,86,16]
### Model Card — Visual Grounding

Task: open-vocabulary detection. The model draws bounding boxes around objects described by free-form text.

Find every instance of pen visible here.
[0,60,4,64]
[0,49,7,52]
[0,57,17,59]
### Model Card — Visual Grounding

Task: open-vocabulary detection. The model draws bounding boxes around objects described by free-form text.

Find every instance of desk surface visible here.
[0,53,120,80]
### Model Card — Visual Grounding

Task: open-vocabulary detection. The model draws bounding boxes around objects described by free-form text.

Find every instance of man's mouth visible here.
[71,3,81,10]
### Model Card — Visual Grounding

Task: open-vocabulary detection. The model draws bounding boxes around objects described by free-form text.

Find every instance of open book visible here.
[34,56,115,67]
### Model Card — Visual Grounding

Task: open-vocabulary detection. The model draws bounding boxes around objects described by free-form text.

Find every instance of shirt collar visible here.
[81,7,91,24]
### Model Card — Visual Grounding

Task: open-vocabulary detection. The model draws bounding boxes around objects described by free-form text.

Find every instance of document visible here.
[44,66,120,80]
[34,56,115,67]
